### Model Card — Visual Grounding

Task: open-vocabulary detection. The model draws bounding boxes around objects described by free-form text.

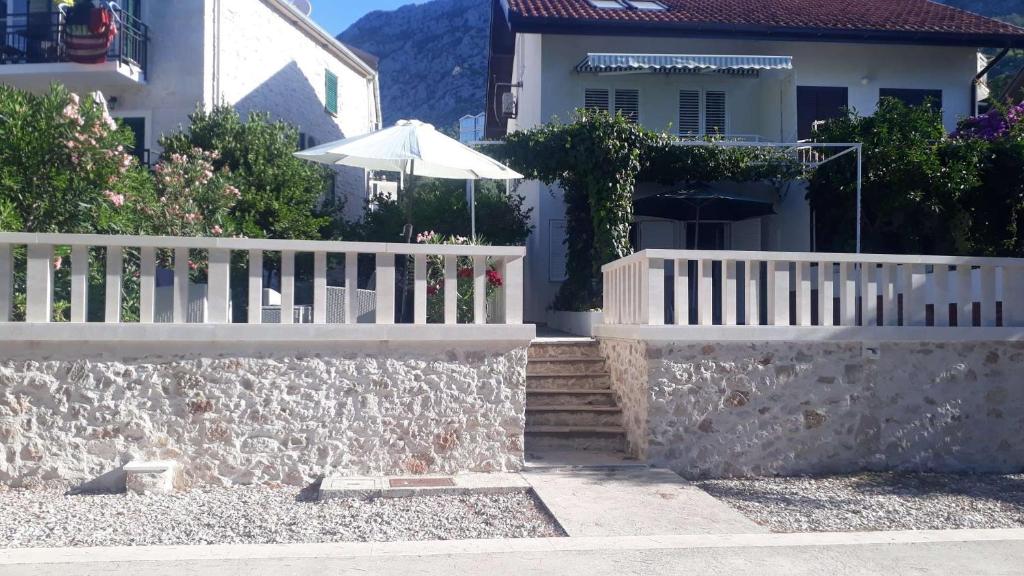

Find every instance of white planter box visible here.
[547,310,603,337]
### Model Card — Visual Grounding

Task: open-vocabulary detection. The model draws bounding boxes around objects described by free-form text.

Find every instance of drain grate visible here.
[388,477,456,488]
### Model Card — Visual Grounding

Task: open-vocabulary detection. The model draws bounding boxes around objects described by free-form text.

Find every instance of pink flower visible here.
[53,256,63,271]
[225,185,241,199]
[103,190,125,207]
[189,260,198,271]
[416,230,438,243]
[184,213,201,223]
[211,225,223,236]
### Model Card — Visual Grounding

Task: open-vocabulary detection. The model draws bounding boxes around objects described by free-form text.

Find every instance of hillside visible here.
[337,0,490,132]
[338,0,1023,129]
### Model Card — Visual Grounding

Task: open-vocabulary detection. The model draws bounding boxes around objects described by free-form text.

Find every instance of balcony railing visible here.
[0,9,148,74]
[602,249,1024,329]
[0,233,524,327]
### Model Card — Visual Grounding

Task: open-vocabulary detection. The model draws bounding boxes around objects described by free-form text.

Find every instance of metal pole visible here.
[856,144,862,254]
[469,179,477,240]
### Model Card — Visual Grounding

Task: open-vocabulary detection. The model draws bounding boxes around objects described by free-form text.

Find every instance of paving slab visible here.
[319,473,530,500]
[522,466,766,537]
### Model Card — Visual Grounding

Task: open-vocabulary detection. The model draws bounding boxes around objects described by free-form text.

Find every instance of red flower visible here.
[486,269,503,287]
[427,284,439,296]
[458,267,473,279]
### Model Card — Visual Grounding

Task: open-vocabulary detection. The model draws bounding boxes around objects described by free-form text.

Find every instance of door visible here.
[119,116,147,164]
[797,86,849,140]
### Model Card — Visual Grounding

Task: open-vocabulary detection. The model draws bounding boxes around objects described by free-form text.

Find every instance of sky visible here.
[308,1,425,35]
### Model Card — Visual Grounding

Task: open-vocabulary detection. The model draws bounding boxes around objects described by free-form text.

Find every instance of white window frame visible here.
[677,88,729,137]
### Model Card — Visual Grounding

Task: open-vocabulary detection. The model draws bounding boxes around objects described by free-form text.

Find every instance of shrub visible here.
[0,84,152,234]
[160,106,332,240]
[417,231,502,323]
[348,178,532,246]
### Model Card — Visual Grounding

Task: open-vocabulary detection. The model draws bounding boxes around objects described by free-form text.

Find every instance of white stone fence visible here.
[0,233,524,327]
[602,249,1024,329]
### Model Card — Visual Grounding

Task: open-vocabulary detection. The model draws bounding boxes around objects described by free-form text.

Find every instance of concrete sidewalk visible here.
[3,529,1023,575]
[522,466,766,536]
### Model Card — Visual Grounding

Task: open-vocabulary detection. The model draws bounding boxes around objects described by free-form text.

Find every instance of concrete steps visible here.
[526,340,627,454]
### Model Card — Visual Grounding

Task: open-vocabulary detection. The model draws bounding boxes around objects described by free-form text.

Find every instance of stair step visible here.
[527,406,623,427]
[527,389,617,407]
[526,425,626,434]
[527,373,611,391]
[528,342,602,360]
[528,352,598,360]
[527,371,608,378]
[527,405,621,412]
[525,426,627,452]
[527,357,607,376]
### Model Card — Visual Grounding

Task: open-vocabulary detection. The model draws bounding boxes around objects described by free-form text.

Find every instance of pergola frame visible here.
[668,139,864,253]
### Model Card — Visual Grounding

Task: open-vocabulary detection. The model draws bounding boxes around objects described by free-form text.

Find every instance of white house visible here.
[485,0,1024,322]
[0,0,382,213]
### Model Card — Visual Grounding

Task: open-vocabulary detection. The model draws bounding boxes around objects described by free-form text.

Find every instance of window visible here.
[678,90,700,135]
[704,91,726,135]
[797,86,848,140]
[879,88,943,110]
[584,88,639,123]
[677,89,726,136]
[584,88,610,113]
[587,0,665,8]
[625,0,666,9]
[325,70,338,115]
[614,89,639,123]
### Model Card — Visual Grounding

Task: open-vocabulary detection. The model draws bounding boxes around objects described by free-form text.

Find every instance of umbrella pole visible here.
[468,179,477,240]
[694,205,701,250]
[399,159,415,323]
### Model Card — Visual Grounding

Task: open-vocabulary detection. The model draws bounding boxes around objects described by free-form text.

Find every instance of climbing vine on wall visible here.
[494,109,803,311]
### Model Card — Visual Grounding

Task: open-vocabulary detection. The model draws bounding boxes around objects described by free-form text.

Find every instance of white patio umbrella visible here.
[295,119,523,237]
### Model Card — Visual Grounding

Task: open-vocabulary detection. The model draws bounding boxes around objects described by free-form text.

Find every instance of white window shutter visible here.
[584,88,610,113]
[678,90,700,135]
[614,89,640,123]
[705,91,726,135]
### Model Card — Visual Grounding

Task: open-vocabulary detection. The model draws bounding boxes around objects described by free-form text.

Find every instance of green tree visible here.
[0,84,153,234]
[807,98,972,254]
[160,106,331,240]
[349,178,532,246]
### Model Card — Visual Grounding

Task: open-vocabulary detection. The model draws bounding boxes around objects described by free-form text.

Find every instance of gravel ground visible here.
[0,486,565,548]
[696,472,1024,533]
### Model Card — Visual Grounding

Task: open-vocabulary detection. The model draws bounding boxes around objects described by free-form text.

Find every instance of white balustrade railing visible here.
[0,233,524,326]
[602,249,1024,328]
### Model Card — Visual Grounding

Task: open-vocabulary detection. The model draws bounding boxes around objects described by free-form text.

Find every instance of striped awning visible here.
[575,54,794,76]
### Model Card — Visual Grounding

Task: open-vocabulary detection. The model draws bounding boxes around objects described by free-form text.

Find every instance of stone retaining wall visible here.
[0,340,527,489]
[601,338,1024,478]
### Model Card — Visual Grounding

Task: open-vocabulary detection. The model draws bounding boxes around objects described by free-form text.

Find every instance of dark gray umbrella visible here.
[634,182,777,248]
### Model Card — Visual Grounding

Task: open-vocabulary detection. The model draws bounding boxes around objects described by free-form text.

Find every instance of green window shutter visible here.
[325,70,339,115]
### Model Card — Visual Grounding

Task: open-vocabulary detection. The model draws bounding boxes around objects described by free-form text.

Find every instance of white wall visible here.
[512,33,978,319]
[216,0,378,217]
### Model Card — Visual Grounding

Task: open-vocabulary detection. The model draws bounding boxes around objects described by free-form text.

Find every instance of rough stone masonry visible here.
[0,340,527,489]
[601,338,1024,479]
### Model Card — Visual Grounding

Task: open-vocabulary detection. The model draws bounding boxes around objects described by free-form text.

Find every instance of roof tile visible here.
[505,0,1024,37]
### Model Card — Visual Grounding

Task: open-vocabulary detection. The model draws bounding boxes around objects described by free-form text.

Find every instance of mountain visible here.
[337,0,1023,130]
[337,0,490,132]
